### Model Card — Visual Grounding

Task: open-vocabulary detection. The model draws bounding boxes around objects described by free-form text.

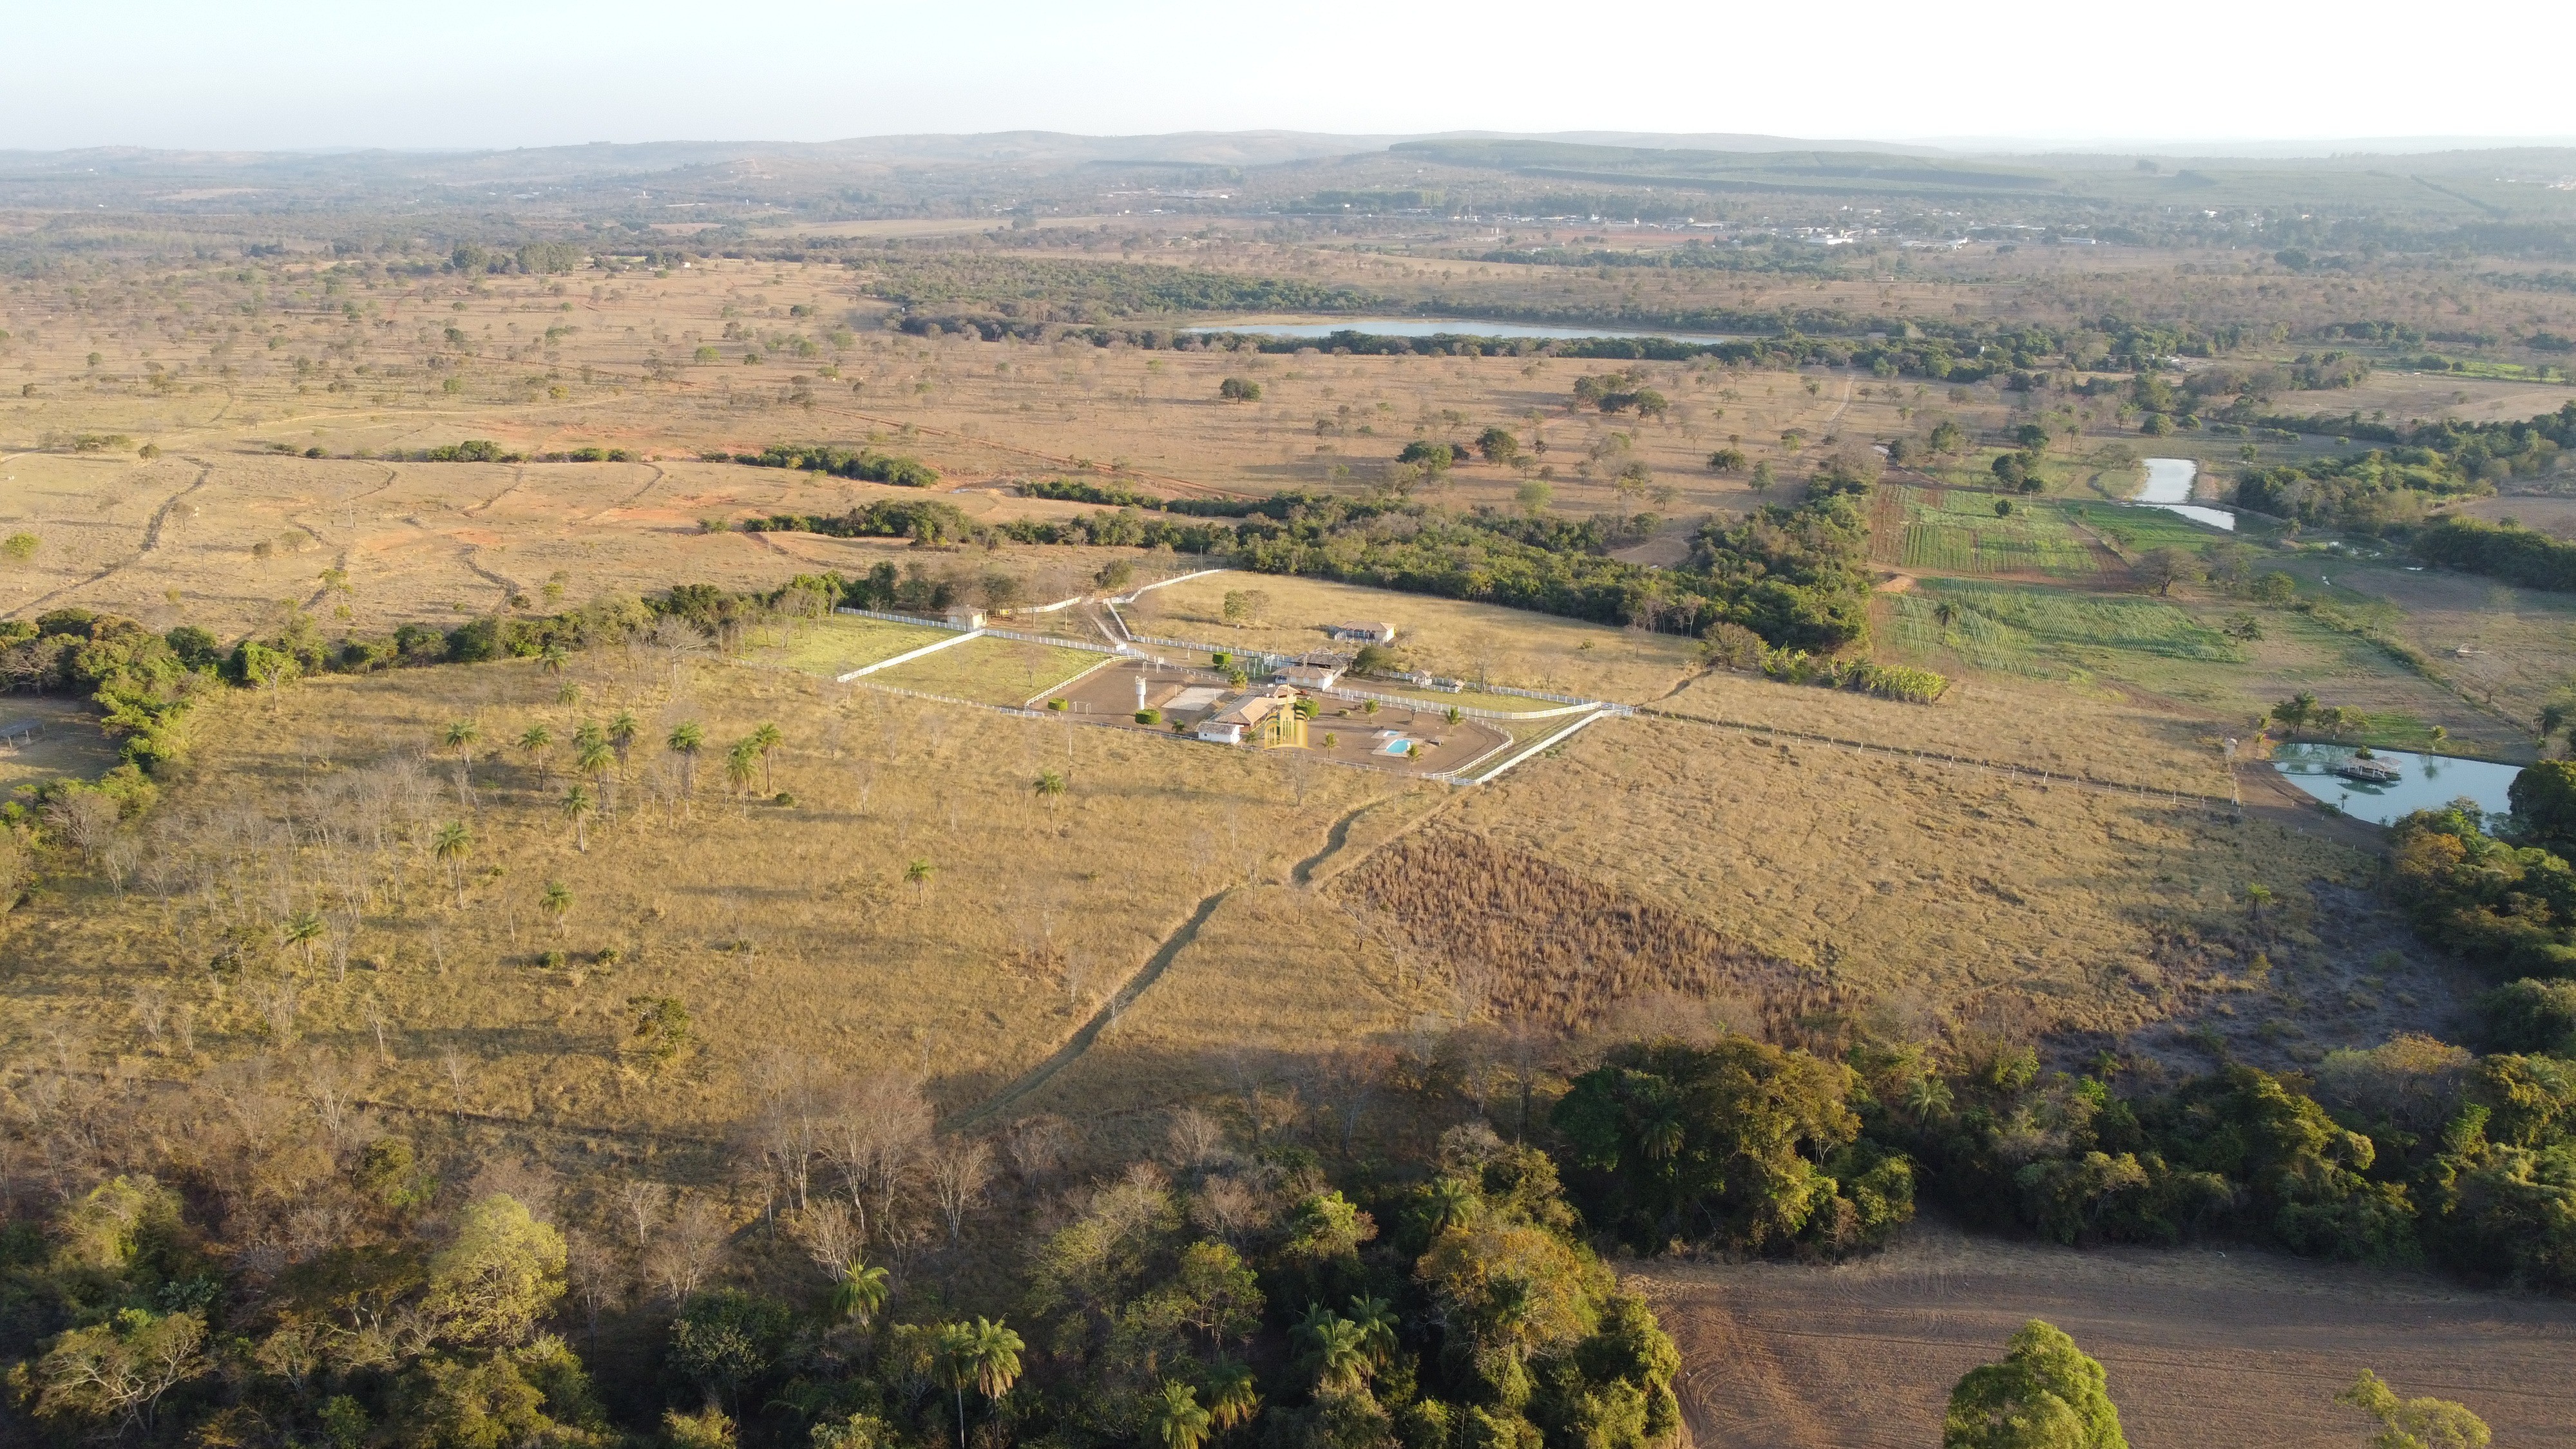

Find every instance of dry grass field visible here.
[1645,1217,2576,1449]
[0,649,1409,1142]
[1131,569,1704,702]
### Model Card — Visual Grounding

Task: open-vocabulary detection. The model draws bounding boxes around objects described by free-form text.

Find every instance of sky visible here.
[5,0,2573,154]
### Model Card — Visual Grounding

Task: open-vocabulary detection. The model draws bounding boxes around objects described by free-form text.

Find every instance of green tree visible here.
[561,782,596,852]
[1035,769,1067,810]
[667,721,705,794]
[832,1259,891,1327]
[1151,1380,1214,1449]
[423,1195,568,1347]
[750,721,783,793]
[1514,478,1553,515]
[2337,1370,2489,1449]
[444,719,482,771]
[1218,377,1262,402]
[1476,427,1522,464]
[280,909,325,968]
[2272,692,2319,732]
[2508,760,2576,857]
[906,858,934,905]
[539,880,573,937]
[1942,1320,2127,1449]
[32,1309,208,1436]
[629,995,692,1066]
[1,531,37,564]
[936,1318,1024,1449]
[723,739,758,801]
[1552,1037,1911,1255]
[607,710,640,777]
[433,820,473,906]
[517,723,554,786]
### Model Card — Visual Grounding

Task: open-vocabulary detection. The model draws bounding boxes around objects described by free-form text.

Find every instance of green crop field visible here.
[2063,500,2262,553]
[1889,486,2101,577]
[1886,578,2249,678]
[866,634,1114,705]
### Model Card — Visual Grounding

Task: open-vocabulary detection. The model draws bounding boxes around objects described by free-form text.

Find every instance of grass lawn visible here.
[763,614,957,677]
[870,635,1112,706]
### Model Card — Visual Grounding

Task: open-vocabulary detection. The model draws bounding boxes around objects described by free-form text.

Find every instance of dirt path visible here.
[949,886,1234,1128]
[584,462,666,522]
[4,459,215,621]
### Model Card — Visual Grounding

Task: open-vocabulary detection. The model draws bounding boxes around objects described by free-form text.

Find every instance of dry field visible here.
[1438,712,2388,1046]
[0,646,1411,1143]
[1644,1217,2576,1449]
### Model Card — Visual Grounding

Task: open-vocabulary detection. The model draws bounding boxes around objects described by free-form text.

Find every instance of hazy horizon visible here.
[7,0,2571,153]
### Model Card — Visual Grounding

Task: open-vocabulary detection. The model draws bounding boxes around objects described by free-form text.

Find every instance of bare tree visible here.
[788,1199,862,1282]
[564,1229,625,1353]
[1166,1108,1228,1170]
[819,1072,930,1245]
[1190,1174,1271,1246]
[644,1195,730,1303]
[926,1138,992,1245]
[43,791,119,866]
[299,1049,371,1153]
[1002,1115,1073,1188]
[129,987,168,1054]
[619,1179,668,1247]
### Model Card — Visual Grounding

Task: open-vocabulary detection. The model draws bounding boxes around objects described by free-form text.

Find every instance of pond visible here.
[2131,457,2237,531]
[1181,317,1743,345]
[2271,744,2524,826]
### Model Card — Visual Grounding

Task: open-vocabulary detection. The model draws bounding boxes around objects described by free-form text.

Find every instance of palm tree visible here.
[1295,1312,1371,1397]
[1203,1362,1259,1432]
[906,858,933,907]
[750,721,783,793]
[832,1258,890,1329]
[443,719,481,769]
[540,880,573,936]
[608,711,640,779]
[937,1318,1025,1449]
[1033,770,1066,811]
[576,736,616,791]
[2246,882,2273,923]
[1150,1381,1213,1449]
[667,721,705,795]
[443,719,482,800]
[281,909,325,967]
[1346,1296,1399,1368]
[518,723,554,787]
[432,820,472,905]
[562,783,596,853]
[725,739,759,802]
[540,643,568,674]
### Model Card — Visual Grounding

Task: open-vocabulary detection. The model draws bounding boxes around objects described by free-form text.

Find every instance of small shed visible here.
[1325,621,1398,645]
[946,607,988,630]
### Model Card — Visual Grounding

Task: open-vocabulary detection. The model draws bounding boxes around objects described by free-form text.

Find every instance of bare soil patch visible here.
[1642,1217,2576,1449]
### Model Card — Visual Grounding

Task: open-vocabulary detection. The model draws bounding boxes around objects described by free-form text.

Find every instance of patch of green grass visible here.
[768,614,955,677]
[1889,486,2099,577]
[1888,578,2247,678]
[2063,500,2269,553]
[868,636,1112,705]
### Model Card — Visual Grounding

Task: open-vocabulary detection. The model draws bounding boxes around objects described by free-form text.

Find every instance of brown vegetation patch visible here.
[1328,829,1837,1033]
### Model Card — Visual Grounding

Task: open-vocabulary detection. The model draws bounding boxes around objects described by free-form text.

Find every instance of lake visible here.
[2132,457,2237,531]
[2271,744,2524,826]
[1181,317,1743,345]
